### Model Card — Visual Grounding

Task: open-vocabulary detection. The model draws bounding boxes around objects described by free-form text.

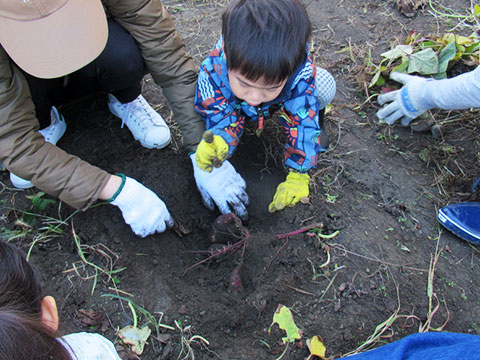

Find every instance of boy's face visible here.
[228,69,287,107]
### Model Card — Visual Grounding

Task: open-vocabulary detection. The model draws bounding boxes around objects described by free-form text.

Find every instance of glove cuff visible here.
[189,152,197,166]
[111,177,137,209]
[287,170,310,183]
[401,77,433,117]
[107,173,126,203]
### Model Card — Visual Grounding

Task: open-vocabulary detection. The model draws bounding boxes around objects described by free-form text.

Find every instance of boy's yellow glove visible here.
[195,131,229,172]
[268,171,310,212]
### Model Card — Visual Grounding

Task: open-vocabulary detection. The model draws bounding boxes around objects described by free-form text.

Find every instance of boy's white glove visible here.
[190,153,249,220]
[111,177,174,237]
[376,72,431,126]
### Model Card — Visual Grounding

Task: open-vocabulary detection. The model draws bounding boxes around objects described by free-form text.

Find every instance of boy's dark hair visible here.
[0,241,72,360]
[222,0,311,85]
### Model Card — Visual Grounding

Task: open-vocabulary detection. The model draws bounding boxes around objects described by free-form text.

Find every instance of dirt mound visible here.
[1,1,480,359]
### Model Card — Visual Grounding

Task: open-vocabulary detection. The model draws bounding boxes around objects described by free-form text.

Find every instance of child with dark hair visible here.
[190,0,336,220]
[0,241,121,360]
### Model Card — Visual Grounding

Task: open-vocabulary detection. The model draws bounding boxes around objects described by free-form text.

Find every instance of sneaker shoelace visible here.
[121,97,165,129]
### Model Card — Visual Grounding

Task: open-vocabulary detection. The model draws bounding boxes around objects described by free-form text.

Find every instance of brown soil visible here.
[2,1,480,359]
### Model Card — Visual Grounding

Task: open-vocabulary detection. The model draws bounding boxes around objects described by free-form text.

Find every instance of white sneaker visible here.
[10,106,67,189]
[108,94,171,149]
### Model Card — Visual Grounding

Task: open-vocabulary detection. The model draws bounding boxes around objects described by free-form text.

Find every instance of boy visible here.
[190,0,336,220]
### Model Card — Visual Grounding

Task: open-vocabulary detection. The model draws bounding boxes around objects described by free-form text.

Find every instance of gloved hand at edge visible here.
[109,175,174,237]
[376,72,432,126]
[195,130,229,172]
[190,153,249,220]
[269,171,310,213]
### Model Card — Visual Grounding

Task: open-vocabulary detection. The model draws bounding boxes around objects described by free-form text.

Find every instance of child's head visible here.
[222,0,311,105]
[0,241,71,359]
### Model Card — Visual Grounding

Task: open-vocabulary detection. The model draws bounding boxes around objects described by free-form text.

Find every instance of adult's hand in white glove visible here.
[190,153,249,220]
[111,177,173,237]
[376,72,430,126]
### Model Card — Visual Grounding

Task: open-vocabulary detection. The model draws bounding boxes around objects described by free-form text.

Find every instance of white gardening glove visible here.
[376,72,432,126]
[190,153,249,220]
[111,177,173,237]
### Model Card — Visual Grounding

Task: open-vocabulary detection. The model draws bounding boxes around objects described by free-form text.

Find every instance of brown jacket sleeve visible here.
[0,46,110,210]
[104,0,205,152]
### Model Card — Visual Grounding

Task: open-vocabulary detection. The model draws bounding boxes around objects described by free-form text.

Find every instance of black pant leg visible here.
[72,18,145,103]
[22,74,65,128]
[24,18,146,126]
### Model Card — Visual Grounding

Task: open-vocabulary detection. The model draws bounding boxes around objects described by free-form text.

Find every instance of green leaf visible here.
[464,42,480,55]
[381,45,413,61]
[419,148,430,163]
[474,4,480,18]
[369,71,381,88]
[269,304,302,344]
[407,48,438,75]
[325,103,333,115]
[19,214,36,227]
[376,75,385,86]
[26,192,56,211]
[391,56,410,73]
[434,72,447,80]
[437,41,456,73]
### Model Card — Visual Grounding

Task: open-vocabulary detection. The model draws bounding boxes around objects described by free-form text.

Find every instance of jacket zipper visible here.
[256,107,264,137]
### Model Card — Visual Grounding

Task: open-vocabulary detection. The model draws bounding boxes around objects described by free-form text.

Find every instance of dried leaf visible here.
[307,336,327,360]
[118,325,151,355]
[397,0,426,17]
[300,197,311,205]
[268,304,302,344]
[380,45,413,61]
[76,309,109,332]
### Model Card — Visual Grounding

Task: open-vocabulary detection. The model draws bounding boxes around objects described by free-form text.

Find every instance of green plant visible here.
[26,192,56,211]
[343,285,402,356]
[324,193,338,203]
[103,294,175,337]
[71,225,126,295]
[419,234,449,333]
[268,305,302,360]
[175,320,210,360]
[368,31,480,88]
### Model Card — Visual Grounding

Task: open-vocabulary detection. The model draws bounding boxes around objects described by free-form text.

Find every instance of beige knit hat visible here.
[0,0,108,79]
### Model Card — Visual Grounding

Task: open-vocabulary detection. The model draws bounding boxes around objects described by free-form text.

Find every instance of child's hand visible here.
[195,131,229,172]
[269,171,309,212]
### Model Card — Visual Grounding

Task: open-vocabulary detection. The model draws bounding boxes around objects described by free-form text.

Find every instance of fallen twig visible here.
[286,285,315,297]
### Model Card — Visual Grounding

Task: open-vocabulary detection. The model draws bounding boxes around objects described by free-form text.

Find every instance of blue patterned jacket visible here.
[195,38,327,172]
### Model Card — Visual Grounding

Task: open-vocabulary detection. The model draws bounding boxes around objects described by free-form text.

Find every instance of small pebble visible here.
[431,124,443,138]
